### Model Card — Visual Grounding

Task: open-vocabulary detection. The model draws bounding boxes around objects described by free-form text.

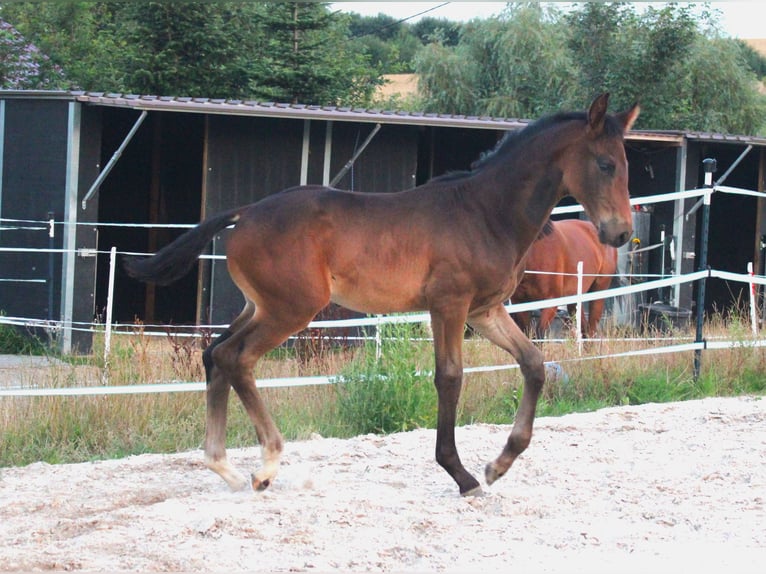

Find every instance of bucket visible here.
[638,303,692,333]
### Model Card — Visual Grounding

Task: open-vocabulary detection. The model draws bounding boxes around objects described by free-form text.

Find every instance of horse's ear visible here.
[617,102,640,132]
[587,93,609,134]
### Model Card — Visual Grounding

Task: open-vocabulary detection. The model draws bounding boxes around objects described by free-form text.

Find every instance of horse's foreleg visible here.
[430,307,481,496]
[468,304,545,486]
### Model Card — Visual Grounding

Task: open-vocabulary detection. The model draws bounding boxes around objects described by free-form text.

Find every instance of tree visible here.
[115,2,255,97]
[737,39,766,80]
[0,1,123,90]
[249,2,381,105]
[416,2,766,134]
[1,1,381,105]
[566,2,765,133]
[417,3,578,118]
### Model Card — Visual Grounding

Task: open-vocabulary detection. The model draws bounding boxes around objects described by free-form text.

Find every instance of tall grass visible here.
[1,311,765,467]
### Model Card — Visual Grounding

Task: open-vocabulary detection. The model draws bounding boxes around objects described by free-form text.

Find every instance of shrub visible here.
[335,321,436,435]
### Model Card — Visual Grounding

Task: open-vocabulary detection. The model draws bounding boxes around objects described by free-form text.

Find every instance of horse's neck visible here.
[476,150,566,248]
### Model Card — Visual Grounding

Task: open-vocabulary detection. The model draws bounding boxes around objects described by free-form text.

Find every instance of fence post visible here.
[576,260,584,355]
[47,212,55,323]
[375,314,382,360]
[748,261,758,336]
[693,159,715,380]
[104,246,117,365]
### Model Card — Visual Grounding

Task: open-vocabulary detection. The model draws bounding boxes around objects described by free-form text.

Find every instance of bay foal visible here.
[125,94,639,496]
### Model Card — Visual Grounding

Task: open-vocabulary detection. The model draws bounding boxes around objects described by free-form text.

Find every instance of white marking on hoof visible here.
[251,445,281,491]
[461,485,485,497]
[205,456,250,491]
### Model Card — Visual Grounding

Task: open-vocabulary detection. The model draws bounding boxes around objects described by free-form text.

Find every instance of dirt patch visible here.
[1,396,765,572]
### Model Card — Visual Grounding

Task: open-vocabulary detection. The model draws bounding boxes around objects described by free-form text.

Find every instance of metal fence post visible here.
[693,158,716,380]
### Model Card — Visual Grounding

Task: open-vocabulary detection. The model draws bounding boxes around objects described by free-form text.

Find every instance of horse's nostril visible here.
[617,230,631,247]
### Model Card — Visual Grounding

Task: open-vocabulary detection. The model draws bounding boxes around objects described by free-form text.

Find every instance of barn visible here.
[1,90,765,352]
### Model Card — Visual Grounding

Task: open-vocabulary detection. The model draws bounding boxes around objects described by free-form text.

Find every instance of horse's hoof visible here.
[251,473,271,491]
[485,462,505,486]
[461,485,485,497]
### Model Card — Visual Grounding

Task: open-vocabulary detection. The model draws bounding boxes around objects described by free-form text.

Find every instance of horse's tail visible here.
[123,208,243,286]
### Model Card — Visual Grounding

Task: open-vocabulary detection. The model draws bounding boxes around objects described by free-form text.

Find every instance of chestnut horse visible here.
[512,219,618,338]
[125,94,638,497]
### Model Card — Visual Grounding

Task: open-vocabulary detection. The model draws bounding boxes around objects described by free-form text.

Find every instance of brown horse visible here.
[512,218,618,338]
[124,93,639,497]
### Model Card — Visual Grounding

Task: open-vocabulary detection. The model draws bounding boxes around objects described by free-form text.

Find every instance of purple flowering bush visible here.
[0,19,66,89]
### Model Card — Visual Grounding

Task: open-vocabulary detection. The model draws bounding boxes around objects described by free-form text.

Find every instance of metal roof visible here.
[71,91,533,130]
[5,90,766,147]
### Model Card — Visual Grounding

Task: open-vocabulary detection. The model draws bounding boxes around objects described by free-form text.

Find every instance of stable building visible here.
[1,90,765,352]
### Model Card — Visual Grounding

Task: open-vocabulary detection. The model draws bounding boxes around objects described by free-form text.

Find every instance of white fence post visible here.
[104,246,117,364]
[576,260,584,355]
[375,314,383,360]
[748,261,758,336]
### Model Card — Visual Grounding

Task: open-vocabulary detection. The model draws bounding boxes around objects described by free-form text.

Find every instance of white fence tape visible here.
[3,184,766,397]
[5,336,765,398]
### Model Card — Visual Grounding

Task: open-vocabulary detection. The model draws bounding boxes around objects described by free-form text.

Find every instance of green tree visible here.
[415,1,765,134]
[250,2,380,105]
[417,3,578,118]
[2,1,381,105]
[0,1,120,90]
[566,2,765,133]
[411,17,461,47]
[736,39,766,79]
[115,2,255,97]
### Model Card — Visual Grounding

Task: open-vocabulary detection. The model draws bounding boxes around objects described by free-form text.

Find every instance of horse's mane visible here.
[473,112,586,172]
[428,108,623,185]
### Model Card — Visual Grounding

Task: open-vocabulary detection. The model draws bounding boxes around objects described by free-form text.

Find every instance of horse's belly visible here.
[329,276,425,314]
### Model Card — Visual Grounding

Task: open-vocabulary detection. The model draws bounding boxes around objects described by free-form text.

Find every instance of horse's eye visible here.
[597,158,616,176]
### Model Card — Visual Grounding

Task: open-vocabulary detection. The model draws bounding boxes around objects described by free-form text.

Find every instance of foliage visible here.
[417,3,579,118]
[0,17,65,88]
[737,39,766,79]
[335,322,436,435]
[115,2,255,98]
[0,1,381,105]
[0,317,47,355]
[416,1,766,134]
[1,1,765,132]
[347,13,461,73]
[249,2,381,105]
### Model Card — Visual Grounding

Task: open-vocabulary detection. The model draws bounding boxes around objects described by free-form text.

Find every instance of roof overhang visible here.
[5,90,765,147]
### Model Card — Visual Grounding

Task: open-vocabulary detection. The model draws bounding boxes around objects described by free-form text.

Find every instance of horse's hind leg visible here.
[202,300,255,491]
[203,294,319,491]
[586,299,606,337]
[536,307,557,339]
[468,303,545,486]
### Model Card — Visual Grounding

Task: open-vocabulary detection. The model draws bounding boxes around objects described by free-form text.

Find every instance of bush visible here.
[0,315,48,355]
[335,321,436,435]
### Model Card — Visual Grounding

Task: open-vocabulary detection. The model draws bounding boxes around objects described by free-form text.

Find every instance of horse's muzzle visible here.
[598,220,632,248]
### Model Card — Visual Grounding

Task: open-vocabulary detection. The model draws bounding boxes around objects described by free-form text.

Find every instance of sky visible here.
[331,2,765,39]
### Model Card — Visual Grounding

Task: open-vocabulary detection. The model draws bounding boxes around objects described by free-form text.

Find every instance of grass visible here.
[1,311,765,467]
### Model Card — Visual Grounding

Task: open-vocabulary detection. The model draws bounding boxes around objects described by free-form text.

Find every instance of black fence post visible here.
[693,158,716,380]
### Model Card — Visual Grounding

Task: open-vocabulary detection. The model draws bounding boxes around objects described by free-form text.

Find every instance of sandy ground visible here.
[1,395,765,572]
